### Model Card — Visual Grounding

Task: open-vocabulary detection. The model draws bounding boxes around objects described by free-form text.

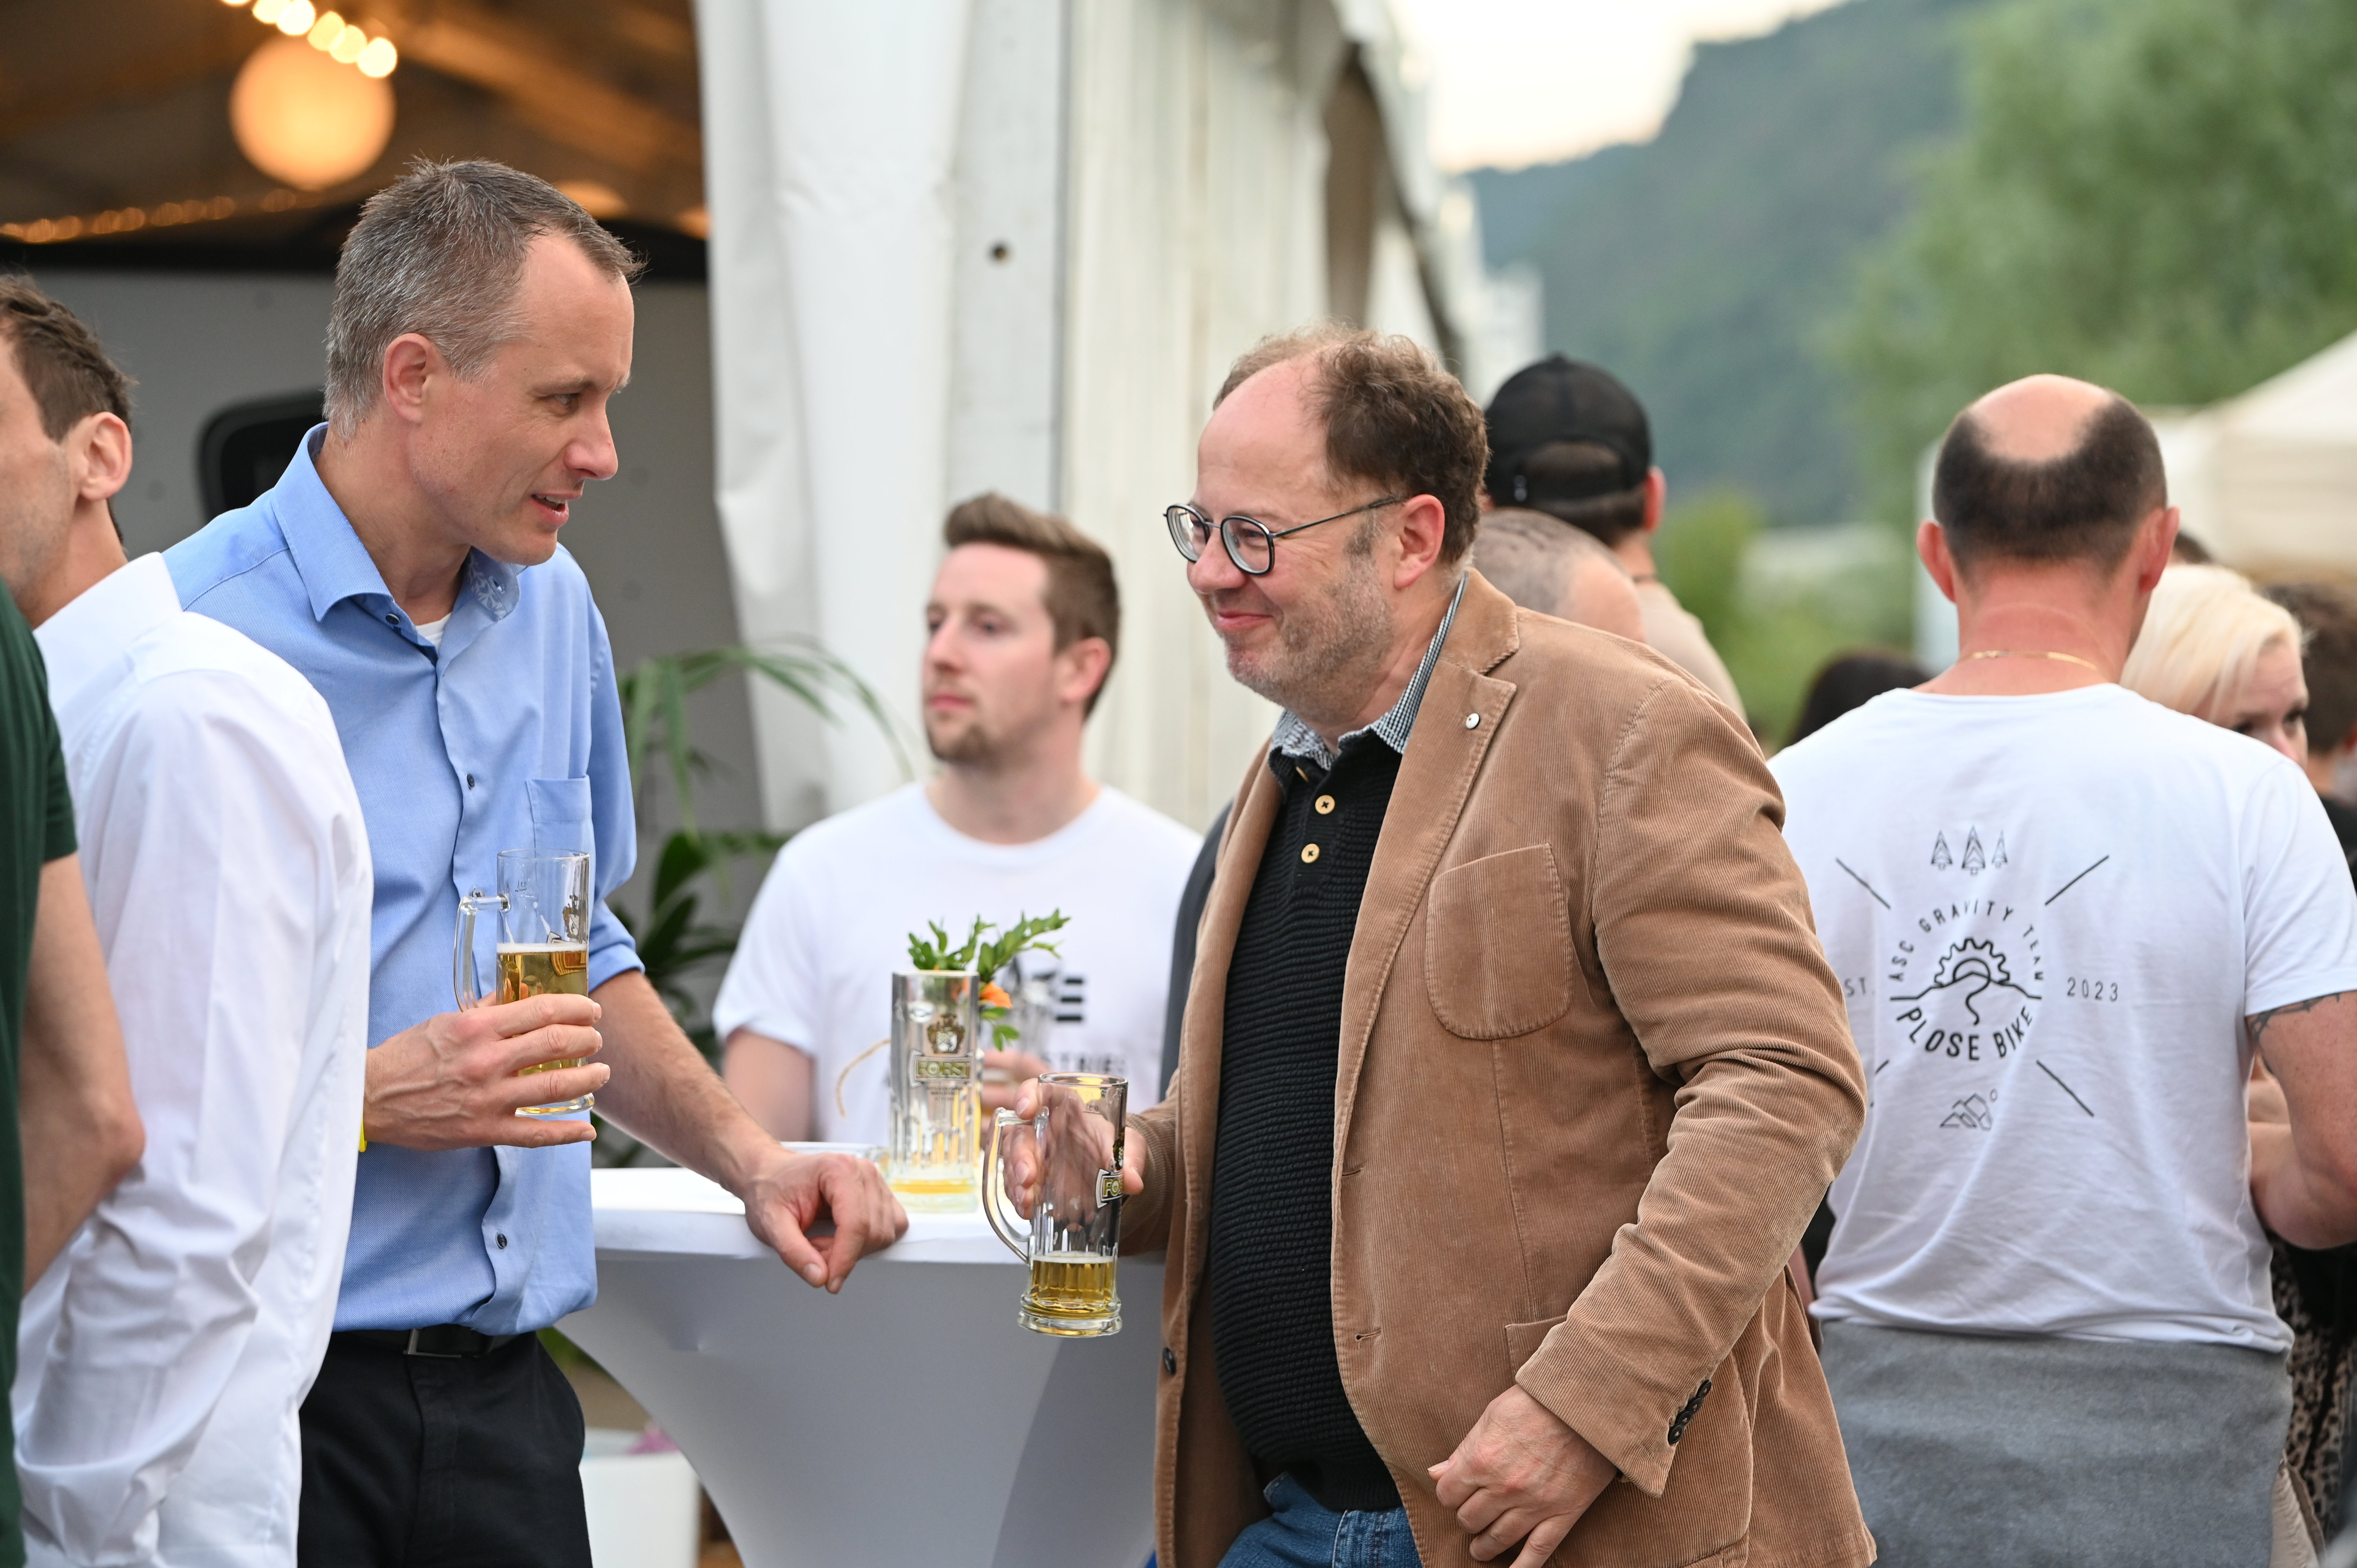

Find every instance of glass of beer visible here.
[982,1073,1127,1337]
[454,849,594,1118]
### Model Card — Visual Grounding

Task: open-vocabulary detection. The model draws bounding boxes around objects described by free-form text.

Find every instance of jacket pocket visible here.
[1425,845,1578,1039]
[527,776,593,856]
[1504,1313,1567,1376]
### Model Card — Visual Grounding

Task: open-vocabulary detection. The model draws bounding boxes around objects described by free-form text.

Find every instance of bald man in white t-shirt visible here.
[1773,375,2357,1566]
[718,495,1198,1144]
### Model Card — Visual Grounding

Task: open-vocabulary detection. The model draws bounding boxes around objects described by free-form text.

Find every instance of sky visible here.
[1389,0,1856,171]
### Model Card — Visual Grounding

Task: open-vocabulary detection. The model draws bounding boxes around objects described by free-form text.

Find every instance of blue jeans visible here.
[1217,1474,1422,1568]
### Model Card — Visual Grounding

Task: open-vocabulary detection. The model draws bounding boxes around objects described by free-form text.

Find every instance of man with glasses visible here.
[1058,325,1871,1568]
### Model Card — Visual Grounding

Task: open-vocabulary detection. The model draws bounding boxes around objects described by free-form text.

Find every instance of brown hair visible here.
[0,276,133,440]
[327,159,643,434]
[1216,324,1488,564]
[1933,392,2165,572]
[942,493,1120,715]
[2267,581,2357,755]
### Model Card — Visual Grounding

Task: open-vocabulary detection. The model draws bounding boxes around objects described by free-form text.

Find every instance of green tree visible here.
[1841,0,2357,521]
[1658,489,1914,745]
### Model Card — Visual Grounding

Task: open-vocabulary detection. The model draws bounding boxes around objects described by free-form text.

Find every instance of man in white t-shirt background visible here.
[717,494,1200,1143]
[1772,374,2357,1566]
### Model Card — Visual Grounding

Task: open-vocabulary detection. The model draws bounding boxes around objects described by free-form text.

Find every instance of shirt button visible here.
[1162,1347,1177,1376]
[1300,844,1321,864]
[1314,795,1336,815]
[1465,712,1481,729]
[495,1234,509,1249]
[385,613,398,625]
[466,774,476,789]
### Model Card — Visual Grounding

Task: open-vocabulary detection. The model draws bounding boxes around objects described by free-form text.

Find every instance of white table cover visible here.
[565,1166,1161,1567]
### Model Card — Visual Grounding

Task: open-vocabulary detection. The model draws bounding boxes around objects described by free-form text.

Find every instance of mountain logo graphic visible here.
[1992,833,2009,869]
[1931,832,1952,870]
[1940,1093,1994,1130]
[1894,938,2042,1026]
[1962,828,1986,875]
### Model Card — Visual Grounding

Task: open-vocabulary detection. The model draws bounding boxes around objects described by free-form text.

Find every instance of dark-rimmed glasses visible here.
[1164,496,1406,576]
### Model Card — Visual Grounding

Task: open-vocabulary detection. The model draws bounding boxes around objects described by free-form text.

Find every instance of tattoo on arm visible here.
[2247,991,2351,1055]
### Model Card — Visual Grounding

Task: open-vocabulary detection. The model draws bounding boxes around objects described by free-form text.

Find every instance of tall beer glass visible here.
[983,1074,1127,1336]
[888,971,982,1211]
[456,849,594,1117]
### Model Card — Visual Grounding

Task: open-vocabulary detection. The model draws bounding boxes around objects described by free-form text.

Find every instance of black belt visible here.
[336,1325,530,1359]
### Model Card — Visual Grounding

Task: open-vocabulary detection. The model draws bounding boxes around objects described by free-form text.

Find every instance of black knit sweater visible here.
[1207,734,1404,1513]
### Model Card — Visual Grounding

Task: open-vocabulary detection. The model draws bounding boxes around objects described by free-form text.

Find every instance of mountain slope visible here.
[1471,0,1983,525]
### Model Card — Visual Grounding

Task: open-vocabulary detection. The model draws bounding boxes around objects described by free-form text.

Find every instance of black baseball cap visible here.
[1483,355,1652,507]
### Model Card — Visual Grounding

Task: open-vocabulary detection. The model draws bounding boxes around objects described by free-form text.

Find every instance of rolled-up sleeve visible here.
[583,597,641,990]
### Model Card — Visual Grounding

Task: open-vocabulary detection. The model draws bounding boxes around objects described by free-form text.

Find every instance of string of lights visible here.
[1,189,315,245]
[223,0,398,78]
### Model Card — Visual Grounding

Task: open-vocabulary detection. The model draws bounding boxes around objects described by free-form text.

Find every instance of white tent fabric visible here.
[696,0,1535,832]
[695,1,974,827]
[2156,330,2357,577]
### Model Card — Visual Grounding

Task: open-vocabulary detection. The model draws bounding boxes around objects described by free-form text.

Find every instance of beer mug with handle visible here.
[456,849,594,1117]
[983,1074,1127,1336]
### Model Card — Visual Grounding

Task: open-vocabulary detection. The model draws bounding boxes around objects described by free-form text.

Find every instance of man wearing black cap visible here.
[1483,356,1742,711]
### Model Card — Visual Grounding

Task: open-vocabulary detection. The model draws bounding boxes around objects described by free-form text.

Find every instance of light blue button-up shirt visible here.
[166,427,640,1333]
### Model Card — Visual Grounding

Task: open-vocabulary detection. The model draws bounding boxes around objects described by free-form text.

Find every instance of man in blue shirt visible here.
[169,159,905,1568]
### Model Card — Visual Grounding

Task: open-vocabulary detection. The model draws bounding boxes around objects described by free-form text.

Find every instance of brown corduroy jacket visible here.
[1123,572,1874,1568]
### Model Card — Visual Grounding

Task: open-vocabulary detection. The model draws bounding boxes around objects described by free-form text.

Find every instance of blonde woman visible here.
[2125,563,2344,1551]
[2122,563,2310,763]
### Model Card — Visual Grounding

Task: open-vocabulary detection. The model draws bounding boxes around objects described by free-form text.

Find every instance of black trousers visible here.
[298,1332,592,1568]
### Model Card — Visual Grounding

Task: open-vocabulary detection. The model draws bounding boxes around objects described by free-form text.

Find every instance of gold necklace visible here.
[1963,648,2104,674]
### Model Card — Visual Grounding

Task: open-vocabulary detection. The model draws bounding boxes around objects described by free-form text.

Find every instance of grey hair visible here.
[324,159,643,434]
[1470,506,1628,618]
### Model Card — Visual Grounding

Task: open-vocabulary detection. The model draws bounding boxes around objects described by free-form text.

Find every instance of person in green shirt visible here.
[0,368,143,1568]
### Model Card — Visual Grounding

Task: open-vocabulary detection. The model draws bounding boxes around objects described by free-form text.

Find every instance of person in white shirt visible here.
[1772,374,2357,1566]
[720,493,1200,1142]
[0,281,373,1566]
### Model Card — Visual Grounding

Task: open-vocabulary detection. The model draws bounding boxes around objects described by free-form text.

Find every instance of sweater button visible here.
[1314,794,1336,815]
[1300,843,1321,864]
[1161,1347,1176,1376]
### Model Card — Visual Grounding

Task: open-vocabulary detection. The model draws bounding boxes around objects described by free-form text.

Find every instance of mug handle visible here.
[452,891,506,1011]
[980,1109,1031,1263]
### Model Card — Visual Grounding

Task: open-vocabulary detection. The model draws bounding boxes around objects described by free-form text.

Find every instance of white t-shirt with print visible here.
[714,782,1200,1142]
[1772,685,2357,1351]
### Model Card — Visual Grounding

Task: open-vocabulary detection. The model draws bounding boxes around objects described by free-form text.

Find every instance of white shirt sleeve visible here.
[16,666,365,1566]
[712,843,824,1054]
[2240,759,2357,1018]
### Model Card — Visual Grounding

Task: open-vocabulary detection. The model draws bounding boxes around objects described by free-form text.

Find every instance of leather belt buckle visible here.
[404,1325,496,1358]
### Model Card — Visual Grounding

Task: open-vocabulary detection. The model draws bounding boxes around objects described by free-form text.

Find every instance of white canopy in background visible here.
[693,0,1537,834]
[2153,330,2357,579]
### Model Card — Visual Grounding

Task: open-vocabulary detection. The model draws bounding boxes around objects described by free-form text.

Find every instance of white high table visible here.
[562,1167,1162,1568]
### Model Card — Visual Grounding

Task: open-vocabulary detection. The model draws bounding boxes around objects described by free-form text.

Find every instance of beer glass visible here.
[456,849,593,1117]
[887,970,983,1211]
[983,1074,1127,1337]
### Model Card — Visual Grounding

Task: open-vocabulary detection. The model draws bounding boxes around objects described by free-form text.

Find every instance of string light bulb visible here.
[230,0,396,79]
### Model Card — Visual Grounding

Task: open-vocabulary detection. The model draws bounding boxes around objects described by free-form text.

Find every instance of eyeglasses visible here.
[1163,496,1406,576]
